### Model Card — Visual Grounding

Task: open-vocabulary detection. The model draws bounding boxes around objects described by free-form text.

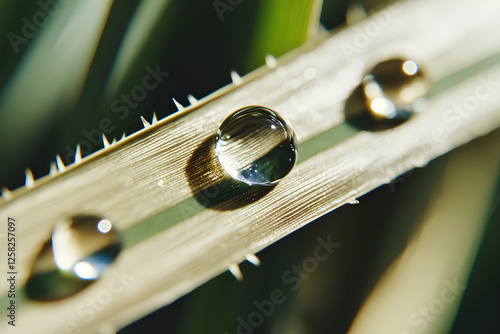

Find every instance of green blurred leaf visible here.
[247,0,323,71]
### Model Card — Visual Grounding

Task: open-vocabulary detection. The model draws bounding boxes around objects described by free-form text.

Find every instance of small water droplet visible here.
[215,106,297,186]
[26,215,121,301]
[51,215,121,280]
[345,58,429,130]
[363,58,429,121]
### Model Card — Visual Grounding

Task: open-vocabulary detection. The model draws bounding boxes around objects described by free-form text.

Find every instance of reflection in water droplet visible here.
[52,215,121,279]
[363,58,429,121]
[215,106,297,186]
[74,261,99,280]
[402,60,418,75]
[26,215,121,301]
[97,219,112,233]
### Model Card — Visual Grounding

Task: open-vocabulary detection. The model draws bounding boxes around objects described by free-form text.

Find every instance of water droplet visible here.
[26,215,121,301]
[51,215,121,280]
[344,58,429,130]
[363,58,429,121]
[215,106,297,186]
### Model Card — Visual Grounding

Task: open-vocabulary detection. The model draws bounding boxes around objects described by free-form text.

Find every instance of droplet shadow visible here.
[25,239,92,301]
[185,135,275,211]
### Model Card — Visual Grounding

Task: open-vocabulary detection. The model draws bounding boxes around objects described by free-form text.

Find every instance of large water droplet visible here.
[26,215,121,301]
[215,106,297,186]
[363,58,429,121]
